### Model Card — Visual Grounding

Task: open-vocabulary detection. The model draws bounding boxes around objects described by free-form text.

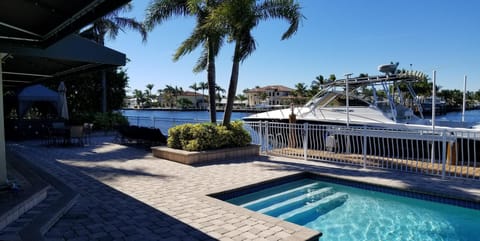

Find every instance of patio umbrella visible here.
[58,81,69,120]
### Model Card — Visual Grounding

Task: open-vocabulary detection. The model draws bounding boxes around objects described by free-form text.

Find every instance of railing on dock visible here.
[244,121,480,180]
[123,115,209,134]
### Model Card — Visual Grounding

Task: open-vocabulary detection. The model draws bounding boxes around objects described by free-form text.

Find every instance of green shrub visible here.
[93,112,128,130]
[167,121,251,151]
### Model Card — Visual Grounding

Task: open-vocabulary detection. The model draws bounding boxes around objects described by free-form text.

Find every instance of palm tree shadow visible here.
[7,148,216,241]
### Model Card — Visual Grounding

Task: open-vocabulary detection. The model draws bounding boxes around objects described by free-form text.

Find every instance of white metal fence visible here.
[122,115,480,180]
[123,115,209,135]
[244,121,480,180]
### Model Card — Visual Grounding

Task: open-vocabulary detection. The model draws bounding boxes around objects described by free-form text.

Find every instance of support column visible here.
[0,53,7,185]
[102,69,107,113]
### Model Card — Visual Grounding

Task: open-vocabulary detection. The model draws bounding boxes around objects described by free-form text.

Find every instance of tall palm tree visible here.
[208,0,303,125]
[144,0,226,123]
[81,3,147,113]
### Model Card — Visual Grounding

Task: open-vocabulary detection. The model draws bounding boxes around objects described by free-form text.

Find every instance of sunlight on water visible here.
[226,178,480,241]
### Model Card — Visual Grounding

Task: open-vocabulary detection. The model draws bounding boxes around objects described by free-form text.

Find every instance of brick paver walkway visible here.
[6,136,480,241]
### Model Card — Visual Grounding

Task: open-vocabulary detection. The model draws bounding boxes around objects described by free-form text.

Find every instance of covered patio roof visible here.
[0,0,130,48]
[1,34,126,89]
[0,0,131,186]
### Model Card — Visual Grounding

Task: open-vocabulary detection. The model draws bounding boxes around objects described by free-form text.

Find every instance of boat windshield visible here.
[308,91,370,108]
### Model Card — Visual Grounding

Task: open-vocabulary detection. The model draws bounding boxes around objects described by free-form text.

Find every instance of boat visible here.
[243,67,480,171]
[243,69,477,130]
[420,96,447,115]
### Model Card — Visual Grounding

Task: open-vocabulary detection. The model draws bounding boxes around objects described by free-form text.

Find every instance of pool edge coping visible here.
[204,170,480,240]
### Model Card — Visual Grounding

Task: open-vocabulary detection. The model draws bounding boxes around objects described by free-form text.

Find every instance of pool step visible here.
[278,192,349,225]
[258,187,335,216]
[241,183,323,211]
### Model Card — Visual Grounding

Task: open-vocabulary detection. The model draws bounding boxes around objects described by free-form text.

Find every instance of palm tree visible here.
[199,81,208,109]
[310,75,324,96]
[81,3,147,113]
[144,0,226,123]
[207,0,303,125]
[133,89,146,108]
[215,85,226,102]
[294,82,308,97]
[328,74,336,82]
[157,89,164,107]
[174,86,184,104]
[145,84,155,106]
[163,85,176,108]
[189,82,200,108]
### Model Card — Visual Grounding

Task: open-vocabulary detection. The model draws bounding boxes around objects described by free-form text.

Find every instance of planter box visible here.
[151,145,259,165]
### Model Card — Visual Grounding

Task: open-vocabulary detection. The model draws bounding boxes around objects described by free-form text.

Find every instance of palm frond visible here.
[173,26,205,61]
[193,47,208,72]
[144,0,191,30]
[258,0,304,40]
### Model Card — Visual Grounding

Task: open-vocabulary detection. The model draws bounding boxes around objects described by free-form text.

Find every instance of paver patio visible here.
[4,136,480,241]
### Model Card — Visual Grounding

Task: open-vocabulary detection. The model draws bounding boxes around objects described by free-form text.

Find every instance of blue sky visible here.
[106,0,480,95]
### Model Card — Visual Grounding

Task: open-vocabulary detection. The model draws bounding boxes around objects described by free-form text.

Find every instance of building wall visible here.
[246,85,293,107]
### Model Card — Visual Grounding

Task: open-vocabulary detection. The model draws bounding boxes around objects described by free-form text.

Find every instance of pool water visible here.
[226,178,480,241]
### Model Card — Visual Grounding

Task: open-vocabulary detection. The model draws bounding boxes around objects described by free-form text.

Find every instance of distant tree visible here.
[438,89,463,108]
[189,82,200,108]
[215,85,225,102]
[310,75,324,96]
[328,74,336,82]
[133,89,146,108]
[163,85,176,107]
[294,83,308,97]
[236,94,247,103]
[145,84,155,106]
[177,98,193,109]
[259,92,268,101]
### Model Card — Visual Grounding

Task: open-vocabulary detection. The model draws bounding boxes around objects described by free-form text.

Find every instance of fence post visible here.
[441,129,447,179]
[362,126,367,169]
[258,122,264,153]
[303,123,308,161]
[265,122,269,155]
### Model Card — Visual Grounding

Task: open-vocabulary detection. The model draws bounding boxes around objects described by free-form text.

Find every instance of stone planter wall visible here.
[151,145,259,165]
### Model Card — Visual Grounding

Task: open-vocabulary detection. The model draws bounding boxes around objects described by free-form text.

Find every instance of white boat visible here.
[244,71,476,130]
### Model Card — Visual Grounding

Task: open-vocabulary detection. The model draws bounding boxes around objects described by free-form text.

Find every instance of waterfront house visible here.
[245,85,294,107]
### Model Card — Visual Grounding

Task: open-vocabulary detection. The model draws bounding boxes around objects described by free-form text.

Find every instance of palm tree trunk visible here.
[207,42,217,123]
[223,45,241,126]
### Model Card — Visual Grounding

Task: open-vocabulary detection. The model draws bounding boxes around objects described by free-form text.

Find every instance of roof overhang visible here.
[1,34,126,89]
[0,0,131,48]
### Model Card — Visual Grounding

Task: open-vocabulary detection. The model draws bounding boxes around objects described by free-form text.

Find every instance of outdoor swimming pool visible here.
[217,174,480,241]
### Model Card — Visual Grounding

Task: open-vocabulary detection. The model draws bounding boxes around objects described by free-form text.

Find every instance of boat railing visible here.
[244,121,480,181]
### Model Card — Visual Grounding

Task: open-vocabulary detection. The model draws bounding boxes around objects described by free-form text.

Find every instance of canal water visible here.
[120,109,480,134]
